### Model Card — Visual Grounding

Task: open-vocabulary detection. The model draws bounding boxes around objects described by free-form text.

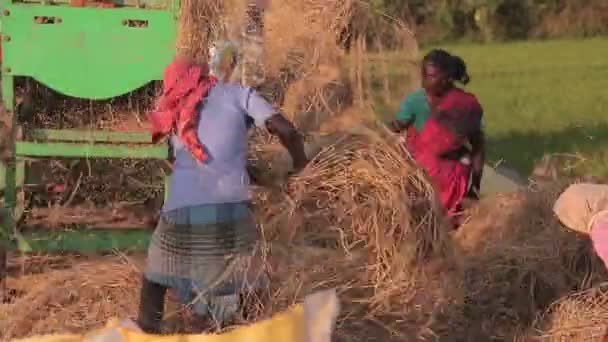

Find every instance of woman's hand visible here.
[469,130,485,199]
[265,113,308,176]
[288,158,309,177]
[293,157,309,172]
[247,163,262,184]
[387,120,406,133]
[468,152,483,199]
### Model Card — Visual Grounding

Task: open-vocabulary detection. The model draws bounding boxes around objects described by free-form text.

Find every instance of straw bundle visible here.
[174,0,223,64]
[246,104,371,188]
[264,0,351,78]
[261,0,354,130]
[0,1,461,340]
[218,0,250,42]
[251,125,466,340]
[455,186,608,339]
[520,285,608,341]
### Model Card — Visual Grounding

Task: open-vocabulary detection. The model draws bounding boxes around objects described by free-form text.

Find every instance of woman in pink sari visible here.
[413,81,484,228]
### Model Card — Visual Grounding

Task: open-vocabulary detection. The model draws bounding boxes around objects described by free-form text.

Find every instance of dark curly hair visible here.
[423,49,470,85]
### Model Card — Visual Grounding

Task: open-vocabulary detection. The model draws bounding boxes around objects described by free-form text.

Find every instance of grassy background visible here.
[370,37,608,179]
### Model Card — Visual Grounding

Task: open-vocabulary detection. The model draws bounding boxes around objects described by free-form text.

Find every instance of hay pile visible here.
[0,256,142,338]
[521,285,608,341]
[174,0,222,64]
[455,185,608,340]
[1,125,465,341]
[251,126,466,341]
[0,1,469,341]
[264,1,355,136]
[0,255,233,338]
[264,0,351,78]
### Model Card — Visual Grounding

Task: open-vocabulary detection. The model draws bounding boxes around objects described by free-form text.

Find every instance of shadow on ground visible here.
[488,123,608,178]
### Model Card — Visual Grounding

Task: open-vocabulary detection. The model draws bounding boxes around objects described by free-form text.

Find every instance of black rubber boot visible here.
[137,276,167,334]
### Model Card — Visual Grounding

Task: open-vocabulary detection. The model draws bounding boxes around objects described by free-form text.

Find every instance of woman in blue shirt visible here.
[137,42,308,333]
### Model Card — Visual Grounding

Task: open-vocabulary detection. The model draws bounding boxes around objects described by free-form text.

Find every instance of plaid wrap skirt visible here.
[144,202,268,323]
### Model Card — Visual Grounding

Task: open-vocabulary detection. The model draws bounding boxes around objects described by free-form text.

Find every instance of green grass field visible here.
[371,37,608,179]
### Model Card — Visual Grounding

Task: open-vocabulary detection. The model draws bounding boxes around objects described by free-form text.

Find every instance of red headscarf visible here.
[148,58,218,162]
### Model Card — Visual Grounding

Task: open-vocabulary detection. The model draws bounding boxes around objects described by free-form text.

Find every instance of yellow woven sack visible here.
[11,289,339,342]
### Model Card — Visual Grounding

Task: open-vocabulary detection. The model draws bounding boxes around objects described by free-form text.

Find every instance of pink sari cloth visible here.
[591,213,608,268]
[413,88,482,222]
[593,214,608,342]
[405,126,418,154]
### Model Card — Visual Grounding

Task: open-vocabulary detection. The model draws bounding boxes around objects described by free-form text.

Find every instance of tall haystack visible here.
[260,0,419,132]
[174,0,223,64]
[1,125,466,341]
[0,1,457,341]
[261,0,354,132]
[252,125,466,341]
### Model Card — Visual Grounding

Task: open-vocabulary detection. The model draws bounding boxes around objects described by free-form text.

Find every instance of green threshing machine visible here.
[0,0,183,276]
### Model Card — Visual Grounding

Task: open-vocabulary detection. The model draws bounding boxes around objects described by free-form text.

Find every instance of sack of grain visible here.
[10,289,340,342]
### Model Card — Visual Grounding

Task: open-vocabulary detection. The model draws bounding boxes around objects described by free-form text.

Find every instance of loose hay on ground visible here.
[0,256,142,339]
[520,285,608,342]
[1,125,465,342]
[456,185,608,340]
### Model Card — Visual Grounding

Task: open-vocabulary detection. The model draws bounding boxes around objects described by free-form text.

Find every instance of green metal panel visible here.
[0,1,179,255]
[29,129,153,143]
[6,228,152,252]
[0,161,25,191]
[16,141,169,159]
[1,75,17,241]
[1,4,178,99]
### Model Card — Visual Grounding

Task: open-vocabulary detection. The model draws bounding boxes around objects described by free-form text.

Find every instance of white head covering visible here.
[209,40,240,81]
[553,183,608,234]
